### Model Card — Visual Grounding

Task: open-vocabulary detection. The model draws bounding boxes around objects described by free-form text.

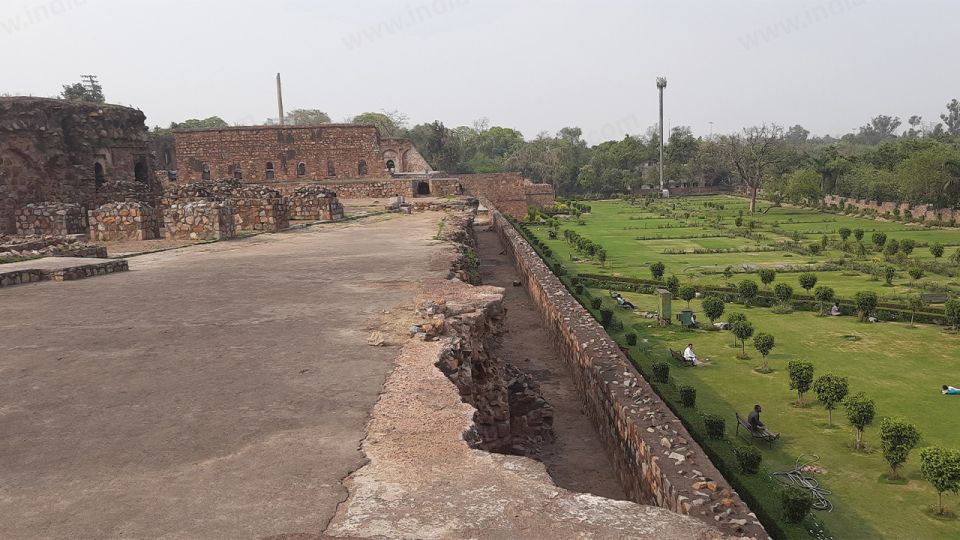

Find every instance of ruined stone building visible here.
[0,97,160,234]
[173,125,431,183]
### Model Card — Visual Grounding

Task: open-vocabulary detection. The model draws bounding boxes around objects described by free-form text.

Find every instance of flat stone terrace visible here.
[0,214,451,538]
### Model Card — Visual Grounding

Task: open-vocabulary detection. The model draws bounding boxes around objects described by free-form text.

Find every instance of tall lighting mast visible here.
[656,77,667,195]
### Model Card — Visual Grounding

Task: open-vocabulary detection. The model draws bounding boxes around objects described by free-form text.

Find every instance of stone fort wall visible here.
[174,125,432,184]
[490,207,765,538]
[823,194,958,223]
[0,97,158,234]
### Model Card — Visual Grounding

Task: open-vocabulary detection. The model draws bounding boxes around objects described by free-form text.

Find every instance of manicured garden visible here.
[520,196,960,539]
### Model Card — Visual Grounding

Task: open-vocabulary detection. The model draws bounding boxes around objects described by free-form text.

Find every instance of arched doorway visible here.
[416,181,430,196]
[358,160,368,176]
[94,162,106,188]
[386,159,396,173]
[134,161,148,183]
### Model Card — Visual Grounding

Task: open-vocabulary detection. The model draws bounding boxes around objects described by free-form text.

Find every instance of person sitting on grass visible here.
[682,343,699,366]
[614,293,636,309]
[830,302,842,316]
[942,385,960,395]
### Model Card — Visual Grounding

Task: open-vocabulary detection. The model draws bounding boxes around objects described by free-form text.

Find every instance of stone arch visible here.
[201,163,211,181]
[265,162,275,180]
[233,165,243,180]
[327,159,336,177]
[386,159,396,172]
[0,149,40,234]
[297,162,306,177]
[358,160,368,176]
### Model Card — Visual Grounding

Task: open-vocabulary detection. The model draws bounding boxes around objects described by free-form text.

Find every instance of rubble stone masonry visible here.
[491,208,765,539]
[822,194,957,223]
[0,97,158,234]
[15,202,86,236]
[88,202,160,241]
[163,202,237,240]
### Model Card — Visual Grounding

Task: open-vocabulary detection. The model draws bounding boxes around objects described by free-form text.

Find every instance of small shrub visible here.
[591,297,602,310]
[704,414,725,439]
[679,384,696,407]
[909,267,925,280]
[574,284,584,295]
[734,445,762,474]
[625,332,637,346]
[665,275,681,295]
[650,261,666,281]
[651,361,670,384]
[854,291,879,321]
[600,309,614,327]
[781,486,814,523]
[610,318,624,332]
[931,243,945,258]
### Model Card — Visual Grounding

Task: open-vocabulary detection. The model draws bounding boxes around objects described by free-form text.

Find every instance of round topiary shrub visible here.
[591,297,602,310]
[704,414,725,439]
[625,332,638,346]
[781,486,814,523]
[734,445,762,474]
[574,284,584,295]
[679,385,696,407]
[600,309,614,327]
[651,361,670,384]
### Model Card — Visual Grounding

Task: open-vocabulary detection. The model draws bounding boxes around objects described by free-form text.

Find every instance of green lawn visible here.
[528,197,960,539]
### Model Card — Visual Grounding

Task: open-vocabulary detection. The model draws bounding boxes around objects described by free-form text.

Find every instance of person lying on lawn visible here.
[943,385,960,395]
[614,293,635,309]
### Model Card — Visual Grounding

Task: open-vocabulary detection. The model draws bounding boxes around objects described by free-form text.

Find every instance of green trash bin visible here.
[677,309,695,328]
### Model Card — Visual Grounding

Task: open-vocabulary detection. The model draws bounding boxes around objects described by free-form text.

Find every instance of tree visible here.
[665,275,680,295]
[853,229,864,241]
[738,279,759,307]
[919,447,960,515]
[702,296,725,324]
[814,286,835,316]
[351,110,407,136]
[858,115,902,144]
[678,285,697,308]
[884,266,896,285]
[945,299,960,332]
[931,243,945,258]
[60,78,105,103]
[879,418,921,480]
[759,269,776,289]
[727,313,748,346]
[901,239,916,255]
[650,261,665,281]
[171,116,229,130]
[284,109,331,125]
[731,320,754,357]
[753,333,775,370]
[774,283,794,307]
[908,296,924,326]
[838,227,851,241]
[813,374,848,426]
[909,267,924,280]
[724,124,786,213]
[854,291,878,322]
[798,273,818,293]
[843,392,876,450]
[872,232,888,250]
[784,168,821,204]
[788,360,815,405]
[596,248,607,267]
[942,99,960,136]
[884,239,900,256]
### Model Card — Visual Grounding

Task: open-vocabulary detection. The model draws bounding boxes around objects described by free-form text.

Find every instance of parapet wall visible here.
[163,202,237,240]
[822,194,957,223]
[490,208,765,538]
[88,202,160,241]
[15,202,86,236]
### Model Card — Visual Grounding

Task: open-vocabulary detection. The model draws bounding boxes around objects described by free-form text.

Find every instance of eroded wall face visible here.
[174,126,396,183]
[0,98,156,234]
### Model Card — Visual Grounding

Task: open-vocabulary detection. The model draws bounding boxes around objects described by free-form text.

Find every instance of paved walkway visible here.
[0,214,447,539]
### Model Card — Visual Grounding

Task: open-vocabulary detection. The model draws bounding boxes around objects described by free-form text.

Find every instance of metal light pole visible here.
[656,77,667,195]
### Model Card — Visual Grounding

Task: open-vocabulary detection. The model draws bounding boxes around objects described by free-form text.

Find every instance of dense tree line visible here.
[149,99,960,210]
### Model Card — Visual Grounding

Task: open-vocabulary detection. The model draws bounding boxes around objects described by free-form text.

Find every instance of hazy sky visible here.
[2,0,957,143]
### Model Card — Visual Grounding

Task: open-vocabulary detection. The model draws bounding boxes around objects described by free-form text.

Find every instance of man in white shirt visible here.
[683,343,699,366]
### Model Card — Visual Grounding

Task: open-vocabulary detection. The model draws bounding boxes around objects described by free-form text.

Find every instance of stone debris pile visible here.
[1,234,106,260]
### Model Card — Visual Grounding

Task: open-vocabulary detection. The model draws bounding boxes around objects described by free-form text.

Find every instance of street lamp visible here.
[656,77,667,196]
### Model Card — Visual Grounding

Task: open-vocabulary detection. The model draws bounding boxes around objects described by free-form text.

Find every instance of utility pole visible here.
[709,121,714,138]
[656,77,667,195]
[276,73,285,126]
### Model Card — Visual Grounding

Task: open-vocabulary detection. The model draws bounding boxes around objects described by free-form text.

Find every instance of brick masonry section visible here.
[490,208,766,539]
